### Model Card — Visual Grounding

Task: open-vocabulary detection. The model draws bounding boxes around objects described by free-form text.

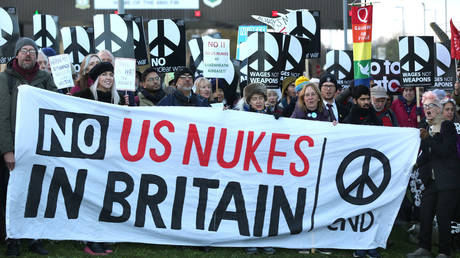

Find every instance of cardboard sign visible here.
[49,54,74,89]
[324,50,354,88]
[114,57,136,91]
[148,19,186,73]
[279,34,306,82]
[33,14,60,53]
[287,10,321,59]
[398,36,435,87]
[0,7,19,64]
[203,38,230,78]
[430,42,455,91]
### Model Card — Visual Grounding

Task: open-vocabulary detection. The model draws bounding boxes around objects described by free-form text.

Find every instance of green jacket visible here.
[0,59,57,154]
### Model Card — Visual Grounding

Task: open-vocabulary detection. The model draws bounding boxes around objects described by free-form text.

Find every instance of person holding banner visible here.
[0,37,57,256]
[407,91,460,258]
[138,67,165,106]
[290,82,331,122]
[319,73,348,123]
[344,85,382,126]
[265,89,283,116]
[70,54,101,95]
[157,67,210,107]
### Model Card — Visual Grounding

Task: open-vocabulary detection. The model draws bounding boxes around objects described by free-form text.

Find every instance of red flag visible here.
[451,19,460,59]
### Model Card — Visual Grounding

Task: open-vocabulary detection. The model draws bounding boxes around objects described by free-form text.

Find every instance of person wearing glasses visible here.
[157,67,210,107]
[0,37,57,256]
[138,67,165,106]
[407,91,460,258]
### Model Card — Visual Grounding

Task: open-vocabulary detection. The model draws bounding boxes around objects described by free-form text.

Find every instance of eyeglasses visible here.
[423,103,439,109]
[146,77,160,82]
[179,75,193,80]
[19,48,37,55]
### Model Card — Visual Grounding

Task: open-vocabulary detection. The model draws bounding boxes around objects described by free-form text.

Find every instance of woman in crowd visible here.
[70,54,101,94]
[290,82,331,122]
[266,89,283,116]
[407,91,460,258]
[194,77,214,103]
[441,97,459,123]
[280,76,296,108]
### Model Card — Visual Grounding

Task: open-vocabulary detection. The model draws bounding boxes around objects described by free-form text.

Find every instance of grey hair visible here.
[83,54,101,74]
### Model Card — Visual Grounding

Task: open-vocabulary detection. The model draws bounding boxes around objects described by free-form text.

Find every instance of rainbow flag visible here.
[351,5,373,86]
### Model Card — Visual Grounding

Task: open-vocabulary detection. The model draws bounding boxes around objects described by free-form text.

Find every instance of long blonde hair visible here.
[89,76,120,104]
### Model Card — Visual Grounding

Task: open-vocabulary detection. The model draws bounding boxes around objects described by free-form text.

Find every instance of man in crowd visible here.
[319,73,348,122]
[97,49,114,64]
[36,51,48,71]
[371,85,398,127]
[0,37,57,256]
[157,67,209,107]
[138,67,165,106]
[391,87,421,127]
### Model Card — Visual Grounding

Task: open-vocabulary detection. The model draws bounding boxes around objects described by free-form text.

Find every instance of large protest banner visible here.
[8,86,419,249]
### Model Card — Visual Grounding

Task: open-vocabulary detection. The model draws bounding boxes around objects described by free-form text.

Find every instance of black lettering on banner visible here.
[36,109,109,159]
[208,182,250,236]
[193,178,219,230]
[135,174,167,228]
[24,164,47,218]
[327,211,374,232]
[44,167,87,219]
[269,186,306,236]
[253,184,268,237]
[171,176,187,230]
[99,172,134,223]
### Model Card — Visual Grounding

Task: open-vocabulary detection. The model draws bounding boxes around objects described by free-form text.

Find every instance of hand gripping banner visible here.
[8,86,420,249]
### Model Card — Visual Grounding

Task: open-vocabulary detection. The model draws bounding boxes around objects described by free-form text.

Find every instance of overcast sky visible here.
[322,0,460,49]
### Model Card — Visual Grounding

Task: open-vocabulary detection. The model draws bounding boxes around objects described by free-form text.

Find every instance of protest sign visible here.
[33,14,60,53]
[133,16,149,66]
[0,7,19,64]
[398,36,435,87]
[8,85,420,249]
[352,5,373,86]
[371,59,401,93]
[287,10,321,59]
[61,26,92,72]
[324,50,354,88]
[114,58,136,91]
[236,25,267,60]
[430,42,455,91]
[48,54,74,89]
[203,38,230,78]
[148,19,186,73]
[93,14,134,58]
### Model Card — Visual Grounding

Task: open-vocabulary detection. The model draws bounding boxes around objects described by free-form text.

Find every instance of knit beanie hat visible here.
[281,76,296,96]
[295,76,309,92]
[89,62,114,81]
[243,83,267,104]
[174,67,195,84]
[42,47,57,57]
[14,37,38,57]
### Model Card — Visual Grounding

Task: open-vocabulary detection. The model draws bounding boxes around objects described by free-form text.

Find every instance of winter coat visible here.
[0,59,57,154]
[417,119,460,191]
[391,96,421,128]
[156,90,210,107]
[290,105,331,122]
[138,88,166,106]
[73,88,126,105]
[376,108,399,127]
[343,104,382,126]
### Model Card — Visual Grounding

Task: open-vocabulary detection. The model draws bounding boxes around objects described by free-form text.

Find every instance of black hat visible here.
[89,62,114,81]
[319,73,339,89]
[174,67,194,84]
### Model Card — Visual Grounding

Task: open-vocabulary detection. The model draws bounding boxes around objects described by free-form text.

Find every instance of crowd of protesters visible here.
[0,37,460,257]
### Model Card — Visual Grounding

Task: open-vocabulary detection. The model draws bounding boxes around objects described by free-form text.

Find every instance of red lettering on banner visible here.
[120,118,150,162]
[217,129,244,169]
[243,131,266,172]
[289,136,314,177]
[150,120,175,162]
[267,133,290,175]
[182,124,215,166]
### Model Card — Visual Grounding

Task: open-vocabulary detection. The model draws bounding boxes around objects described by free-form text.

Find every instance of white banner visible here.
[203,38,230,78]
[94,0,199,9]
[114,58,136,91]
[8,85,420,249]
[48,54,74,89]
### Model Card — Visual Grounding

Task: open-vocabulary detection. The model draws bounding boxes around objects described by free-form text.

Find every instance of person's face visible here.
[16,45,37,70]
[424,102,441,121]
[287,83,296,97]
[303,87,320,111]
[320,82,337,101]
[442,102,455,121]
[98,52,113,64]
[86,56,101,74]
[143,72,161,91]
[249,93,265,111]
[37,53,48,71]
[97,71,114,90]
[176,73,193,91]
[356,94,371,109]
[402,88,415,102]
[372,97,387,112]
[198,82,212,99]
[267,91,278,106]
